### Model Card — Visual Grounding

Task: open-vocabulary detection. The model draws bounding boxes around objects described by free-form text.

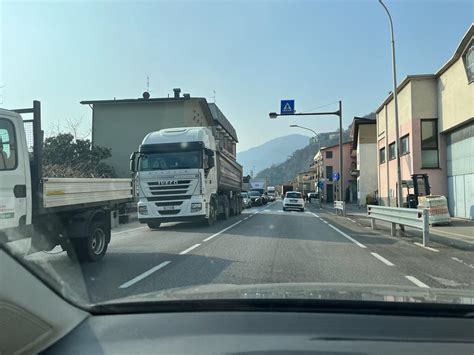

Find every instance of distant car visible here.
[307,192,318,202]
[241,192,252,208]
[248,191,263,206]
[283,191,305,212]
[267,192,276,201]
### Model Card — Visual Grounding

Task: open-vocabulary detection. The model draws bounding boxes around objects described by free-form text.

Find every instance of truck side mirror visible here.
[130,152,137,172]
[205,149,215,169]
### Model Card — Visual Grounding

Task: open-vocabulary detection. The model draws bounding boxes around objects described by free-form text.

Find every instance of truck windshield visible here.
[139,151,202,171]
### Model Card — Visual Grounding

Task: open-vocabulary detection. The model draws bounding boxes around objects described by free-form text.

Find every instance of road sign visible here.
[280,100,295,115]
[332,172,340,181]
[317,181,324,189]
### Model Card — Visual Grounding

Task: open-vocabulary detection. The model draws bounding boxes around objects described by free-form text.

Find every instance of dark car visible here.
[248,191,263,206]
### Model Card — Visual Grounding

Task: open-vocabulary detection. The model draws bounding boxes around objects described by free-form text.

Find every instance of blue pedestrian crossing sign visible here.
[317,181,324,189]
[332,172,340,181]
[280,100,295,115]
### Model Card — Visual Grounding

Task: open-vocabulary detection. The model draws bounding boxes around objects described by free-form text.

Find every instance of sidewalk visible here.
[316,202,474,251]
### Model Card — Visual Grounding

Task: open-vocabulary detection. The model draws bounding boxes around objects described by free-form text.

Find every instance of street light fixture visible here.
[379,0,403,209]
[289,124,319,138]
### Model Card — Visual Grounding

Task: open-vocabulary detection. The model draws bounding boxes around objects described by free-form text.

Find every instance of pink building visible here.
[313,142,356,203]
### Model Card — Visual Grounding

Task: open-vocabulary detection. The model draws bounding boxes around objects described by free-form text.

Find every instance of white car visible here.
[283,191,305,212]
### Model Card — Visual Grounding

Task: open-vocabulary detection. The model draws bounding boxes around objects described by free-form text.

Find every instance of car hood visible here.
[99,282,474,306]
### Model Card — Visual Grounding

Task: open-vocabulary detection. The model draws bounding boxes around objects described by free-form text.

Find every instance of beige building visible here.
[81,89,238,177]
[351,117,377,206]
[375,24,473,218]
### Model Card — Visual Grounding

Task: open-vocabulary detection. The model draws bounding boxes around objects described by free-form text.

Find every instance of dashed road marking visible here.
[370,252,395,266]
[326,223,367,248]
[179,243,201,255]
[405,275,430,288]
[119,261,171,289]
[203,220,243,242]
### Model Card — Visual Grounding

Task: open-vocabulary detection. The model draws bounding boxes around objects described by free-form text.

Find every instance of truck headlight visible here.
[138,205,148,215]
[191,202,202,212]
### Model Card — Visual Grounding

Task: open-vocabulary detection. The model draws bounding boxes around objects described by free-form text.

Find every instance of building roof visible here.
[320,140,352,151]
[375,24,473,115]
[80,96,238,142]
[375,74,436,114]
[351,116,376,151]
[436,23,473,77]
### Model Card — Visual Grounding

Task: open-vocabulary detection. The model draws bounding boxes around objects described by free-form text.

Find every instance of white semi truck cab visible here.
[130,127,242,228]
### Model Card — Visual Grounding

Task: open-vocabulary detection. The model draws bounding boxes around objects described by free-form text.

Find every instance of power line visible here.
[300,101,339,113]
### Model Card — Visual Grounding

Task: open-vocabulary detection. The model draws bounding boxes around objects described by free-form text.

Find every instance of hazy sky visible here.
[1,0,472,152]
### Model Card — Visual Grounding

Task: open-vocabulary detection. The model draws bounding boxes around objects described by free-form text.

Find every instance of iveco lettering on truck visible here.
[130,127,243,228]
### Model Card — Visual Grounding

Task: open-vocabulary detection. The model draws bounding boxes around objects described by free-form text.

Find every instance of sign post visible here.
[269,100,344,200]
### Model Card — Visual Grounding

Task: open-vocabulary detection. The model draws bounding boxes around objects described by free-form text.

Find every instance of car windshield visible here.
[1,0,473,313]
[286,192,302,199]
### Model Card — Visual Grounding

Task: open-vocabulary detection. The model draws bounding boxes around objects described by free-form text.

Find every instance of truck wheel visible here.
[67,220,108,262]
[147,223,161,230]
[205,200,217,226]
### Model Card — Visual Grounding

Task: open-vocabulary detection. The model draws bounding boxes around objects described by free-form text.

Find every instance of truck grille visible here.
[146,180,193,214]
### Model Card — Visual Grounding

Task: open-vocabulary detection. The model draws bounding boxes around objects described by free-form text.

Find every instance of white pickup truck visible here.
[0,101,133,262]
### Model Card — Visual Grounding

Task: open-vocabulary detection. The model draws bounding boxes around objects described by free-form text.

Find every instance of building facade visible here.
[375,25,473,218]
[313,142,356,203]
[351,117,377,206]
[81,89,237,177]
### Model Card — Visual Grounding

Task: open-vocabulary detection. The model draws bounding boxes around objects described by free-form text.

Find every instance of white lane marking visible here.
[405,275,430,288]
[370,252,395,266]
[451,257,474,270]
[414,242,439,252]
[309,212,320,218]
[203,220,244,242]
[113,226,147,236]
[119,261,171,289]
[179,243,201,255]
[322,220,328,224]
[327,223,367,249]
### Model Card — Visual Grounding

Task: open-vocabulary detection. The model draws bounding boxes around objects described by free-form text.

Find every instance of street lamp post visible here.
[379,0,403,209]
[269,101,344,201]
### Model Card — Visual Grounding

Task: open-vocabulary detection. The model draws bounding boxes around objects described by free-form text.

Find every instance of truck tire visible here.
[67,220,108,262]
[147,223,161,230]
[205,200,217,226]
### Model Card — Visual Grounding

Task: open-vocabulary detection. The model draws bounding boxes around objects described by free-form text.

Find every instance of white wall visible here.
[357,143,377,206]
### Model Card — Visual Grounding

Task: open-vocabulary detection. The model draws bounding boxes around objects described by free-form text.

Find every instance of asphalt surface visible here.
[23,200,474,304]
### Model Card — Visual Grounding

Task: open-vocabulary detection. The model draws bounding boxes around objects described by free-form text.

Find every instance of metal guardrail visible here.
[334,201,345,216]
[367,205,430,246]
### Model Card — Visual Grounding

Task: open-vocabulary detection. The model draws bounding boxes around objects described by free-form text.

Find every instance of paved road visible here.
[24,200,474,303]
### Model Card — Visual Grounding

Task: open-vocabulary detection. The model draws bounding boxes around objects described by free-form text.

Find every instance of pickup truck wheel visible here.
[67,221,108,262]
[147,223,161,230]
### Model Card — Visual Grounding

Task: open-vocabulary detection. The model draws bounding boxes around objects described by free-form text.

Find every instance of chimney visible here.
[173,88,181,98]
[183,93,190,99]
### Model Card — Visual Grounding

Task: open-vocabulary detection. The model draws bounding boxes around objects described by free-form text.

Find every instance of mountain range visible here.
[237,134,309,176]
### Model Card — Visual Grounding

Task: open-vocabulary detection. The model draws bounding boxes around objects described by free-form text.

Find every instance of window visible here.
[421,119,439,168]
[388,142,396,160]
[401,135,410,155]
[326,165,333,181]
[0,119,17,170]
[379,147,386,164]
[462,40,474,83]
[326,151,333,159]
